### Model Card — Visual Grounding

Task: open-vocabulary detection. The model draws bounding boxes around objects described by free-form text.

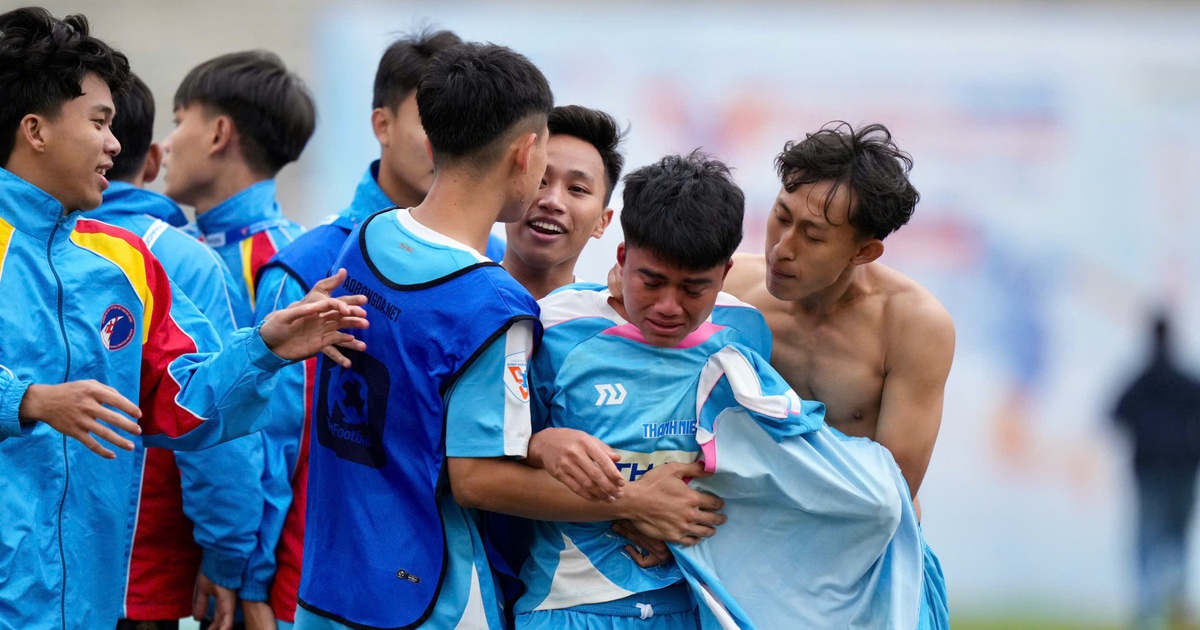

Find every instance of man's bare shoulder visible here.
[870,263,955,358]
[725,253,767,299]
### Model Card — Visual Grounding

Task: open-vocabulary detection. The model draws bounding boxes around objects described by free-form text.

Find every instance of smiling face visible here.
[38,73,121,211]
[505,134,612,271]
[764,179,875,301]
[617,243,730,348]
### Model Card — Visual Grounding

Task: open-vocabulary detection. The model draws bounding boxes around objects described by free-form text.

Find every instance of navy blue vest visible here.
[298,210,540,629]
[257,221,355,293]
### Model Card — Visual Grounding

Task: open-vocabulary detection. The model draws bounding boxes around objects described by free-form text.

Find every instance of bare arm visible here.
[448,457,725,545]
[525,427,625,502]
[874,294,955,498]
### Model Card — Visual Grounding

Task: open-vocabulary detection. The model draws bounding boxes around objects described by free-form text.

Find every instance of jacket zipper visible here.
[47,216,71,630]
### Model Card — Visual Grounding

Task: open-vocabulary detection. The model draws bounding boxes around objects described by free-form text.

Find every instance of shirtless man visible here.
[722,121,954,502]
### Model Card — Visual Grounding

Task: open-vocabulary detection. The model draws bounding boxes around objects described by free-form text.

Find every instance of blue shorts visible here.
[516,583,698,630]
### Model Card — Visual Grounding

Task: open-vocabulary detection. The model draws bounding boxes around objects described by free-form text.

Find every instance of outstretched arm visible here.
[141,268,367,451]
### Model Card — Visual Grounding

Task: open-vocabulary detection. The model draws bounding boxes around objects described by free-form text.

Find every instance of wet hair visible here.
[775,121,919,240]
[548,105,627,206]
[416,42,552,167]
[174,50,315,176]
[373,29,462,111]
[621,151,744,270]
[108,73,154,182]
[0,7,130,166]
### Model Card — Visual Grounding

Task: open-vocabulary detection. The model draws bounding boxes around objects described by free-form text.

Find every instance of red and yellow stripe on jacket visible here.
[0,217,15,281]
[71,219,209,617]
[241,231,280,310]
[71,219,205,439]
[270,357,317,622]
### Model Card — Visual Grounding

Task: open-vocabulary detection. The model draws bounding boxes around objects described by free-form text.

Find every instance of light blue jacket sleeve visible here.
[0,365,31,439]
[158,233,268,590]
[137,274,288,452]
[179,437,265,589]
[239,265,309,601]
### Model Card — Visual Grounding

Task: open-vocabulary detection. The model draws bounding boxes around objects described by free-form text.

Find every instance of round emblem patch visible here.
[100,304,136,351]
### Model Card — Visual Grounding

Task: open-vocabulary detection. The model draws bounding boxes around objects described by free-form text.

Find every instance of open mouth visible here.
[528,220,566,236]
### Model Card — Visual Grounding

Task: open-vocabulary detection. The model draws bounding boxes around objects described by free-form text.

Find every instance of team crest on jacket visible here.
[100,304,136,350]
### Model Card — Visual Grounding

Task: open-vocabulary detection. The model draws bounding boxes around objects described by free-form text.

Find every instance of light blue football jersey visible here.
[516,284,772,614]
[676,345,926,630]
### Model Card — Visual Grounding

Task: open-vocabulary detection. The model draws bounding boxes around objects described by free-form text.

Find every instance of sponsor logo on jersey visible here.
[594,383,627,406]
[642,419,697,439]
[611,449,698,482]
[505,352,529,402]
[100,304,136,351]
[343,276,402,323]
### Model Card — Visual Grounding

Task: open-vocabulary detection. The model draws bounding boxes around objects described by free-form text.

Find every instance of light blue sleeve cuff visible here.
[244,322,293,372]
[201,550,248,591]
[0,375,31,438]
[239,579,271,603]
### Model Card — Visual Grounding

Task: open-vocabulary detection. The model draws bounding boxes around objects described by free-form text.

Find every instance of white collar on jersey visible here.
[394,207,489,263]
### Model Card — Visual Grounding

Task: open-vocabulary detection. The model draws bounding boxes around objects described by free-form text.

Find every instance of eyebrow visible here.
[779,196,829,231]
[90,104,115,118]
[565,169,596,184]
[636,267,714,286]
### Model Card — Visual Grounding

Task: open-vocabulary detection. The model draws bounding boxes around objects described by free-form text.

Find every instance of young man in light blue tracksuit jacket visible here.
[90,73,266,629]
[162,50,314,321]
[0,10,369,629]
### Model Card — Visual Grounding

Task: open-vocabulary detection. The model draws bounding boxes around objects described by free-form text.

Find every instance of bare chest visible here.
[760,307,887,439]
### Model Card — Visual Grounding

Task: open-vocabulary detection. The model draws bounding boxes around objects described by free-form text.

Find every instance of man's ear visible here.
[851,238,885,266]
[514,131,538,174]
[722,258,734,280]
[371,107,391,146]
[592,208,614,239]
[17,114,48,154]
[210,115,235,156]
[425,137,434,162]
[616,242,626,267]
[140,143,164,184]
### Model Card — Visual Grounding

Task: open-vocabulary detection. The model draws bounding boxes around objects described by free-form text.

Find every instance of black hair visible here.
[373,29,462,111]
[416,42,552,166]
[621,151,744,270]
[173,50,315,176]
[108,73,154,182]
[775,121,919,241]
[0,7,130,166]
[548,105,627,206]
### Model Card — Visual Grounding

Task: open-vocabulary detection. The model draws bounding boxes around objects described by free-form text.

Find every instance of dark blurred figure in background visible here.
[1113,313,1200,630]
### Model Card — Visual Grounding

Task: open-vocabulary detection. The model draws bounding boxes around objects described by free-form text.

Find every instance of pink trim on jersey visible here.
[601,321,726,349]
[700,439,718,474]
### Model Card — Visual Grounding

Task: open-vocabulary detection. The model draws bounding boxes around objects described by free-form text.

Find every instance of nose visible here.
[654,292,684,318]
[536,182,566,214]
[104,127,121,157]
[772,227,798,261]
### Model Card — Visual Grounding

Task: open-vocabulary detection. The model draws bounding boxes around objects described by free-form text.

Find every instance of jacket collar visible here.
[0,167,78,240]
[195,179,281,237]
[92,182,189,227]
[332,161,395,230]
